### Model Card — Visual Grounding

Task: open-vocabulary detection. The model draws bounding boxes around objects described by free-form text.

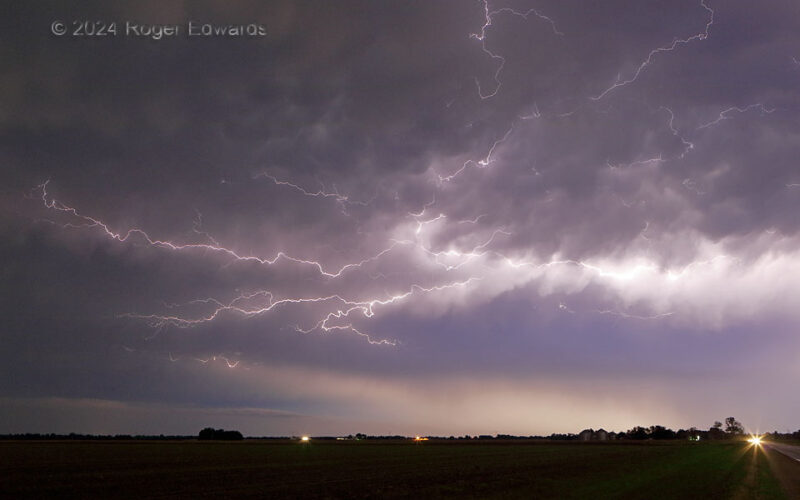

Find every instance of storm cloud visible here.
[1,0,799,436]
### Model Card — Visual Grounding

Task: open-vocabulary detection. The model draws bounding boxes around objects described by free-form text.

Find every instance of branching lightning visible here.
[591,0,714,101]
[661,106,695,158]
[437,125,514,182]
[26,0,780,372]
[124,278,481,347]
[36,179,502,348]
[696,103,775,130]
[472,0,562,99]
[39,166,701,357]
[37,180,399,279]
[253,172,374,214]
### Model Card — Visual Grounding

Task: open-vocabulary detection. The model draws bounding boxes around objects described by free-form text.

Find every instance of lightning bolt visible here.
[458,214,489,224]
[191,209,220,246]
[36,172,743,355]
[437,125,514,182]
[472,0,562,99]
[253,172,374,214]
[593,309,675,321]
[696,103,775,130]
[661,106,695,158]
[36,180,400,279]
[604,105,697,173]
[591,0,714,101]
[520,102,541,120]
[415,228,512,271]
[125,278,480,347]
[558,301,674,320]
[606,156,664,171]
[39,176,512,345]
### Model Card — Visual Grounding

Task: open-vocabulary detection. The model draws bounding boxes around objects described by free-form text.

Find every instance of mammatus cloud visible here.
[2,0,800,434]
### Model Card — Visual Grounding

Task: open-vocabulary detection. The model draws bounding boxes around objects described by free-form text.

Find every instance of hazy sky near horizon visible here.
[2,0,800,436]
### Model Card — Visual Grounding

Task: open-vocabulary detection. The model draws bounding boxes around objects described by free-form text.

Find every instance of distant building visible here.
[579,428,610,441]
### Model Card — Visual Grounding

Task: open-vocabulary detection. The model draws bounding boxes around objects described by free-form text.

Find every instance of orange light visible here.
[747,435,762,445]
[414,436,429,441]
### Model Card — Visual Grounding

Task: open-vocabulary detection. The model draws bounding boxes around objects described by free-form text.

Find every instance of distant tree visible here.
[547,433,577,441]
[681,427,700,441]
[649,425,676,440]
[627,426,649,440]
[224,430,244,440]
[724,417,744,436]
[198,428,243,440]
[708,421,726,440]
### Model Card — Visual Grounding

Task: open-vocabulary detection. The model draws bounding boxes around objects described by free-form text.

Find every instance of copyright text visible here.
[50,21,268,40]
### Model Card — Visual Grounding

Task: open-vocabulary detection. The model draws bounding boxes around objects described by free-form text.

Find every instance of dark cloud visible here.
[1,0,799,435]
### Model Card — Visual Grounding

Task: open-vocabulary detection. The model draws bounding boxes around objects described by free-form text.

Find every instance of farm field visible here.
[0,439,789,499]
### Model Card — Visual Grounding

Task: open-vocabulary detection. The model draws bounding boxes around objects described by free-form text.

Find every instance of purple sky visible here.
[2,0,799,436]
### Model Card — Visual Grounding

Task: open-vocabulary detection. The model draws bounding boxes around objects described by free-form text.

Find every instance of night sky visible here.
[2,0,799,437]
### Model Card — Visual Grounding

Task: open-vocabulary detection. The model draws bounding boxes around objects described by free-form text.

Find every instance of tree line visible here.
[198,428,243,440]
[568,417,746,441]
[4,417,799,441]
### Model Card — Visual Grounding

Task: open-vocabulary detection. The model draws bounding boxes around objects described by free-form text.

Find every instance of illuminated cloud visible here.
[2,0,800,434]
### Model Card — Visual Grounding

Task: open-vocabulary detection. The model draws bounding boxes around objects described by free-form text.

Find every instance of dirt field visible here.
[762,444,800,498]
[0,440,788,499]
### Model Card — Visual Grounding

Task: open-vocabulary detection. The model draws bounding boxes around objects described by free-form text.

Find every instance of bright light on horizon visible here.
[747,435,762,445]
